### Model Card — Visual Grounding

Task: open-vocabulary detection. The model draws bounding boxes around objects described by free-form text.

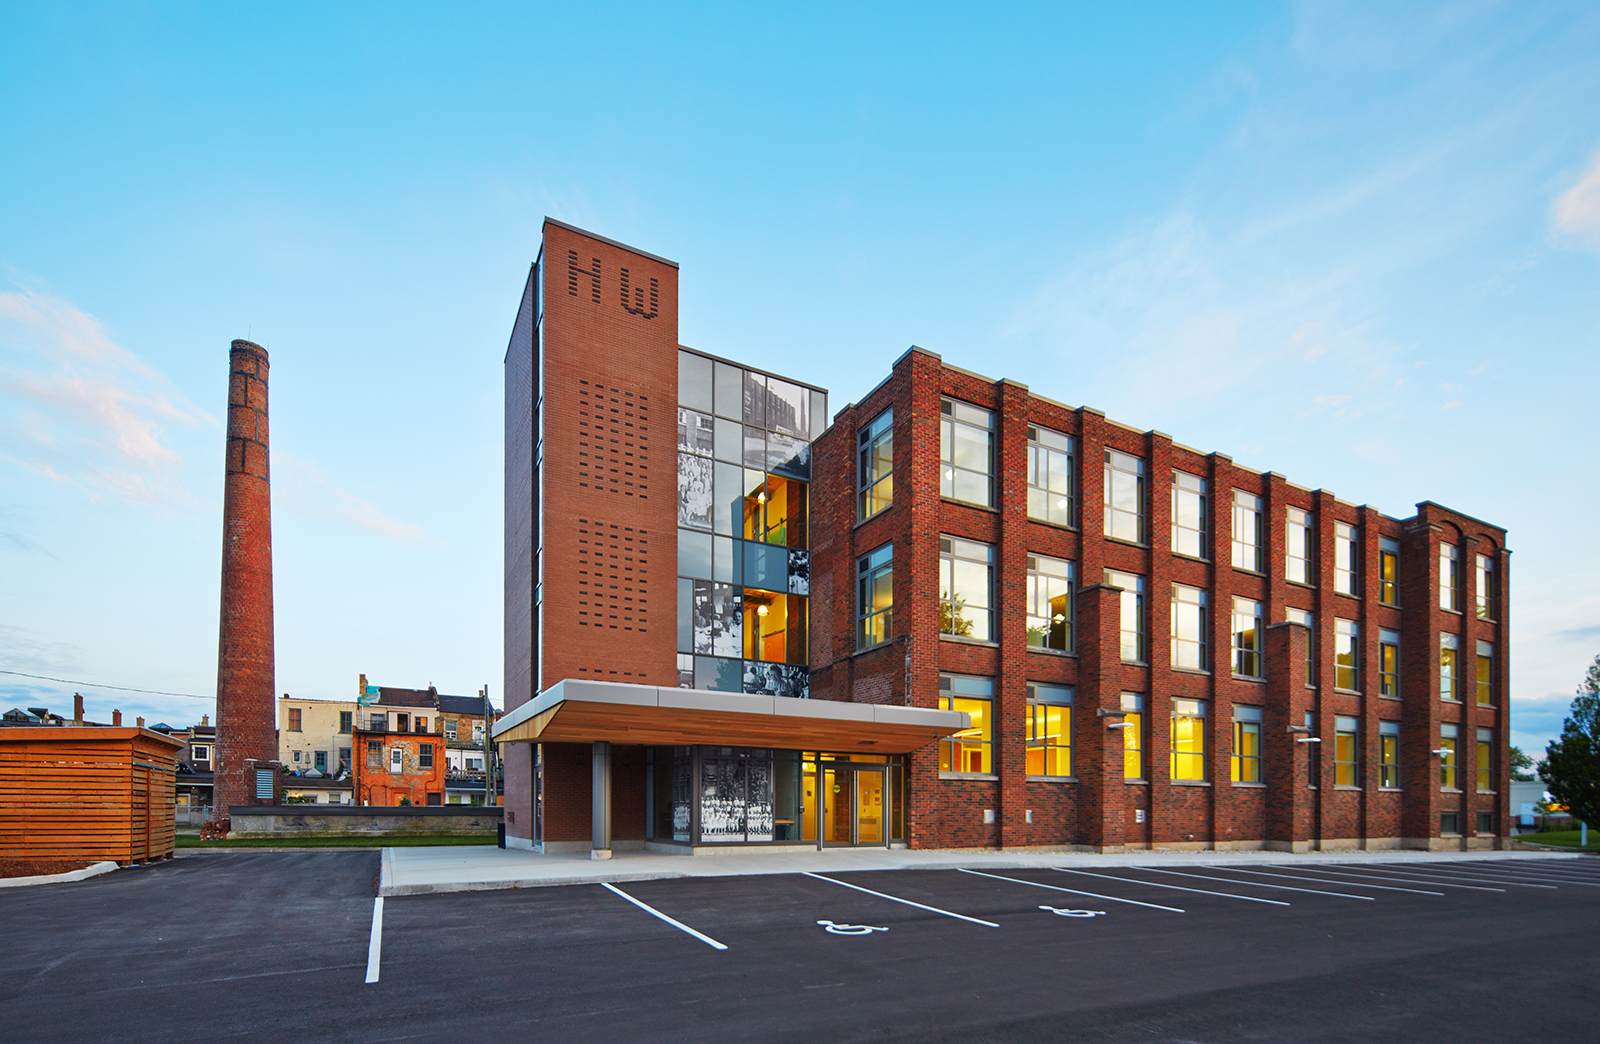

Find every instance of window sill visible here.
[1332,590,1361,600]
[1441,698,1462,704]
[1231,781,1267,789]
[1232,674,1266,684]
[1441,788,1463,794]
[1026,517,1078,533]
[940,496,998,514]
[1379,787,1402,793]
[1477,789,1498,795]
[1103,535,1148,551]
[1441,607,1463,616]
[1125,778,1149,786]
[1121,660,1149,667]
[1231,566,1266,578]
[1285,579,1317,591]
[1171,779,1211,786]
[854,640,896,656]
[1171,551,1210,565]
[1171,666,1211,677]
[940,634,999,647]
[1476,703,1496,709]
[1334,687,1363,696]
[1379,694,1402,701]
[1025,775,1076,783]
[1334,785,1362,792]
[1379,599,1400,609]
[939,771,999,782]
[1027,646,1078,658]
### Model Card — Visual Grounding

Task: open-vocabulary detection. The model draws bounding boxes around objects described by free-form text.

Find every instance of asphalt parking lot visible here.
[2,852,1596,1043]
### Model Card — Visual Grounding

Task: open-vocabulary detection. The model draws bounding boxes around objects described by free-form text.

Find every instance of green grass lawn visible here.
[1513,829,1600,852]
[176,834,499,849]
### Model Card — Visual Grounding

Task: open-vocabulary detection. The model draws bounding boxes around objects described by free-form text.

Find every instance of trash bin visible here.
[497,822,506,849]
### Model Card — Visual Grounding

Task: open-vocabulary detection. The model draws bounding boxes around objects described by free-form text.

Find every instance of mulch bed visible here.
[0,858,98,879]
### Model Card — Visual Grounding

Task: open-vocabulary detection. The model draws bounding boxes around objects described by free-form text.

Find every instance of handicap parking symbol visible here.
[817,919,889,935]
[1039,905,1106,918]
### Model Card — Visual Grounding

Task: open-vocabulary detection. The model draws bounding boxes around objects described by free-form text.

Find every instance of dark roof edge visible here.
[544,218,680,269]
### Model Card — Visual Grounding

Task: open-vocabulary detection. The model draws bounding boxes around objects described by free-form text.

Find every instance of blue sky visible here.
[2,2,1597,759]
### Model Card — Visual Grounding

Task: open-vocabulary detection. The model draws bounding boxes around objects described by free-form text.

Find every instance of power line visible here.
[0,669,214,701]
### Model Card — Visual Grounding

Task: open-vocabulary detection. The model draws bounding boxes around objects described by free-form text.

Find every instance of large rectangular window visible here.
[1477,727,1494,791]
[940,536,994,642]
[1232,704,1262,783]
[1334,618,1359,691]
[857,408,893,521]
[1379,721,1400,788]
[1026,554,1075,652]
[1304,712,1319,788]
[939,674,993,775]
[419,743,434,769]
[856,544,893,649]
[1171,471,1207,558]
[1027,426,1075,527]
[1105,568,1146,663]
[1335,715,1359,786]
[339,711,352,734]
[1475,553,1495,619]
[1379,628,1400,698]
[1231,491,1263,572]
[1286,507,1313,584]
[1121,693,1145,780]
[1440,633,1460,701]
[1287,608,1315,687]
[1440,723,1459,789]
[1476,641,1494,705]
[1103,449,1146,543]
[288,708,302,732]
[1170,584,1208,671]
[1170,698,1207,781]
[1440,543,1461,611]
[1232,597,1263,678]
[1025,683,1073,777]
[940,398,994,507]
[1334,522,1360,596]
[1379,536,1399,605]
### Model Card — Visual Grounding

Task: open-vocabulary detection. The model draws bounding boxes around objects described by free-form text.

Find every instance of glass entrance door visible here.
[820,764,889,847]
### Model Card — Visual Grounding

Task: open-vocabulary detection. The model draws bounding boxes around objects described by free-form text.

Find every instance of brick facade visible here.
[808,347,1510,852]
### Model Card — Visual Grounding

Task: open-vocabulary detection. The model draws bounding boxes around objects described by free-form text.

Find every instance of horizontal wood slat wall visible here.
[0,728,184,863]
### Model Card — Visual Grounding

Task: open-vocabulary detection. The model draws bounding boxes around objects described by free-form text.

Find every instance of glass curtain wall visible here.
[677,350,825,697]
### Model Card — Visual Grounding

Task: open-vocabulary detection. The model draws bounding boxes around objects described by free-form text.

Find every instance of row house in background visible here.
[277,695,359,777]
[810,346,1510,852]
[350,677,499,806]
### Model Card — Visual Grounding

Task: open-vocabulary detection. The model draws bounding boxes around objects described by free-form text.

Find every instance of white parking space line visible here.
[1332,865,1553,889]
[1460,865,1600,886]
[1304,867,1503,892]
[1051,868,1291,906]
[1138,867,1374,900]
[803,872,1000,927]
[958,868,1187,913]
[364,897,383,984]
[600,882,729,950]
[1226,867,1446,896]
[1408,865,1563,888]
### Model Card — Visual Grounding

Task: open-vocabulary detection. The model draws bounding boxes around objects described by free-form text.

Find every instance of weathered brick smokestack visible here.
[213,339,277,813]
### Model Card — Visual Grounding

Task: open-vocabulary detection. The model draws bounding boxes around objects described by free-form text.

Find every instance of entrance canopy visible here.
[492,679,966,755]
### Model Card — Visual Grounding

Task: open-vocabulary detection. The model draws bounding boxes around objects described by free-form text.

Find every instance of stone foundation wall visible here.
[228,805,502,837]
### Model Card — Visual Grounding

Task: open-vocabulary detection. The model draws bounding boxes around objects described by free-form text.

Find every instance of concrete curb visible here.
[0,861,118,889]
[376,846,1593,897]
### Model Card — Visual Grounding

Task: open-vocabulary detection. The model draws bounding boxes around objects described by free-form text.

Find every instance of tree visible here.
[1540,654,1600,828]
[1509,746,1536,782]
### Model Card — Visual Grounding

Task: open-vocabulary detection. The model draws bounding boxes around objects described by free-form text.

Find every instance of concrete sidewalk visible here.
[378,843,1588,896]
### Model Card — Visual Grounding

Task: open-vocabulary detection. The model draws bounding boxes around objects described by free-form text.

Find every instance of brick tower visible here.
[212,339,278,816]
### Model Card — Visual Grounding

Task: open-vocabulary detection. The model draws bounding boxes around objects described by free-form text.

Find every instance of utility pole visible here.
[481,684,495,810]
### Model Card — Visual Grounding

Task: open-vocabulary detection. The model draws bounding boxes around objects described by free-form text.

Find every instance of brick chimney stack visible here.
[213,339,278,813]
[112,709,122,726]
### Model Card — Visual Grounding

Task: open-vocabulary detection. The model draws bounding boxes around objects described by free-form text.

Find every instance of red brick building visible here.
[497,221,1508,854]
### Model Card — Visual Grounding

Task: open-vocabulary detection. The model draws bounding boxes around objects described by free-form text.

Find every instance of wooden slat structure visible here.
[0,727,185,864]
[493,679,967,754]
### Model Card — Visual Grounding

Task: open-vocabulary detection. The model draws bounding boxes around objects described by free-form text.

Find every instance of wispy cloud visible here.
[1551,148,1600,249]
[1552,624,1600,644]
[0,287,212,501]
[275,453,434,546]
